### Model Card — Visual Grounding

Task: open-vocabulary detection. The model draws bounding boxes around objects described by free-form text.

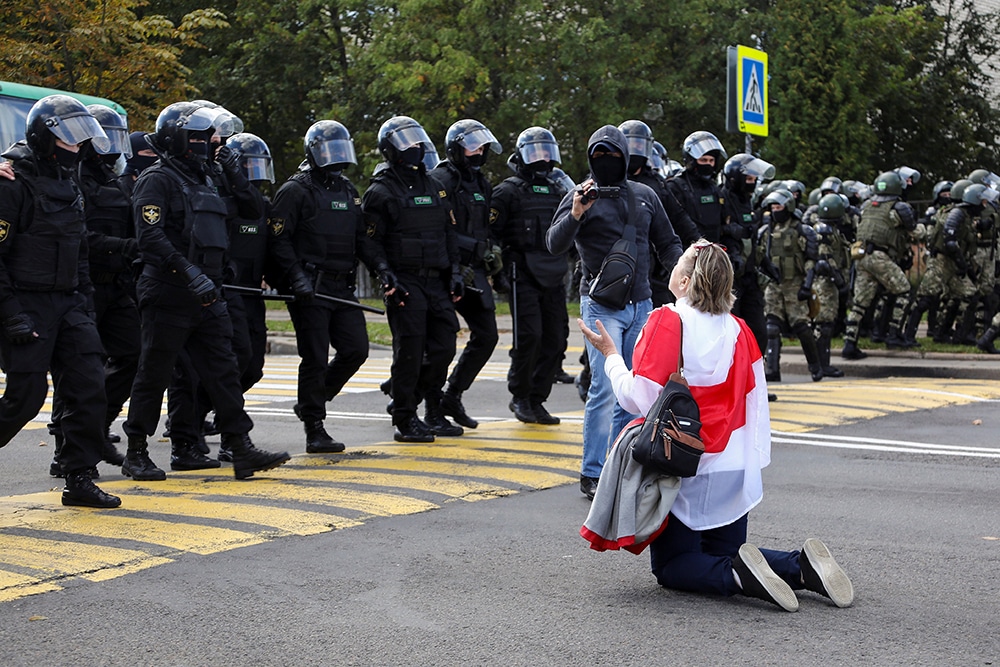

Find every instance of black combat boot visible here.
[531,401,561,425]
[225,433,290,480]
[933,300,960,343]
[394,415,435,443]
[304,420,346,453]
[977,326,1000,354]
[841,338,867,360]
[816,324,844,378]
[764,335,782,383]
[62,470,122,509]
[49,429,99,478]
[424,398,463,437]
[441,387,478,429]
[170,440,221,471]
[952,298,979,346]
[902,299,927,348]
[793,323,823,382]
[101,435,125,466]
[122,438,167,481]
[884,324,909,350]
[509,397,538,423]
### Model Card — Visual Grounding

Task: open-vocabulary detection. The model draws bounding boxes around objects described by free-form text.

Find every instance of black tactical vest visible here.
[162,166,230,279]
[7,171,84,291]
[289,172,358,274]
[82,166,132,275]
[504,176,568,287]
[376,172,450,271]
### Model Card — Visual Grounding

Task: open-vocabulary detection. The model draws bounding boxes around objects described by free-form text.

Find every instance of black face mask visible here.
[627,155,647,174]
[101,153,120,168]
[465,153,485,170]
[186,141,211,162]
[772,208,791,224]
[397,145,425,167]
[321,163,346,179]
[53,145,80,168]
[695,162,716,180]
[127,154,157,174]
[590,155,625,186]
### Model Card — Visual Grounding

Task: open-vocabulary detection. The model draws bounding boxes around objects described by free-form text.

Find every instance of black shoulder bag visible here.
[632,314,706,477]
[588,184,638,310]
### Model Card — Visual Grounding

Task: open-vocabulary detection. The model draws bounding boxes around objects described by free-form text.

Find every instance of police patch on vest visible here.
[240,224,258,234]
[0,219,9,243]
[532,185,551,194]
[270,218,285,236]
[331,200,349,211]
[142,205,161,225]
[473,193,485,202]
[700,195,715,204]
[414,196,433,205]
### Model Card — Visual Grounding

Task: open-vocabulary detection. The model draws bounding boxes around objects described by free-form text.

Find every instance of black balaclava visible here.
[590,142,626,186]
[397,144,425,168]
[772,208,791,224]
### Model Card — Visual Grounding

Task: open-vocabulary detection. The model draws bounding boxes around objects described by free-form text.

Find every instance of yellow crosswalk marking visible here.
[0,533,173,581]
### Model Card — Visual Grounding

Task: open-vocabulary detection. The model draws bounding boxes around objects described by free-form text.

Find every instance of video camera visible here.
[580,186,621,202]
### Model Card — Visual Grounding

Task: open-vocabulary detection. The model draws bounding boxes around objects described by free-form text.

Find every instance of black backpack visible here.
[631,312,705,477]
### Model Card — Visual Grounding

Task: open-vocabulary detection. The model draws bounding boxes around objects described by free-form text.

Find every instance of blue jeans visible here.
[649,513,803,596]
[579,296,652,478]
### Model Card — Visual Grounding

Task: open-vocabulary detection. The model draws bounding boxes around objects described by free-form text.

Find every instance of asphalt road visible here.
[1,347,999,666]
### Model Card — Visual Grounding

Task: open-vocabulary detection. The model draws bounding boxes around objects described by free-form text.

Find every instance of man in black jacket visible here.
[547,125,683,499]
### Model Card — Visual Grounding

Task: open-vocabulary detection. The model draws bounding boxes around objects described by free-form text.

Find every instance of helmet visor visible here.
[456,127,501,154]
[243,155,274,183]
[685,134,726,160]
[742,156,775,180]
[311,138,357,167]
[625,135,654,160]
[422,143,440,171]
[183,107,233,136]
[385,124,433,152]
[983,172,1000,189]
[95,125,132,157]
[519,140,561,165]
[49,112,111,153]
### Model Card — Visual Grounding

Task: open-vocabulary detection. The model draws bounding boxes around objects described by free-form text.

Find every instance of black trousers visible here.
[733,274,767,357]
[0,292,105,473]
[385,273,458,423]
[124,276,252,441]
[446,281,499,395]
[287,293,369,423]
[507,278,568,403]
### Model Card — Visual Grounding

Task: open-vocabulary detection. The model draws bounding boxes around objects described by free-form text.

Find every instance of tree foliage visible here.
[1,0,996,194]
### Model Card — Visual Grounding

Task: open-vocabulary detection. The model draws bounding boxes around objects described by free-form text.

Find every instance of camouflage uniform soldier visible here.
[758,188,824,382]
[811,195,852,377]
[841,172,917,359]
[959,170,1000,344]
[902,184,978,346]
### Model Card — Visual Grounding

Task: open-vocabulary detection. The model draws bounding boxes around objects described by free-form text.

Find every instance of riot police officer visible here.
[619,120,699,305]
[269,120,391,451]
[122,101,290,480]
[842,171,918,358]
[427,119,502,433]
[811,195,852,376]
[0,95,121,507]
[664,131,728,245]
[491,127,569,424]
[362,116,463,443]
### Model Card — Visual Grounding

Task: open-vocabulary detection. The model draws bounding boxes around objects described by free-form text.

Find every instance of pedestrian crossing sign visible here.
[736,45,768,136]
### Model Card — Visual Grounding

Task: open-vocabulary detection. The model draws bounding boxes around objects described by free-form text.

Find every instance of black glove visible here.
[181,264,219,305]
[288,270,315,303]
[215,145,241,176]
[120,237,139,263]
[450,268,465,299]
[797,283,812,301]
[377,268,399,293]
[3,312,37,344]
[492,270,511,295]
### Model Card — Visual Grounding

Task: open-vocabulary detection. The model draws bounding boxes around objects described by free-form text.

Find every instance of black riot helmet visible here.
[817,193,846,221]
[304,120,357,171]
[723,153,775,194]
[618,120,655,172]
[86,104,131,157]
[153,101,234,159]
[190,99,244,140]
[377,115,432,166]
[932,180,953,205]
[445,119,501,170]
[513,126,561,179]
[762,188,796,224]
[819,176,842,194]
[226,132,274,183]
[681,130,727,172]
[25,94,110,157]
[650,141,667,178]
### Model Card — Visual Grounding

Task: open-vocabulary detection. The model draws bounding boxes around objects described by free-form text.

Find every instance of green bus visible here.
[0,81,127,153]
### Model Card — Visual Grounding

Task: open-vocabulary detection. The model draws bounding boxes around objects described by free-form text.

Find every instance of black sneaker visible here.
[799,538,854,608]
[62,471,121,508]
[394,416,435,443]
[531,402,560,425]
[579,475,599,501]
[733,543,799,612]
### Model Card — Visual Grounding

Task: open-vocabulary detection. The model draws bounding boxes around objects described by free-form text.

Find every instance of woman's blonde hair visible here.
[677,239,735,314]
